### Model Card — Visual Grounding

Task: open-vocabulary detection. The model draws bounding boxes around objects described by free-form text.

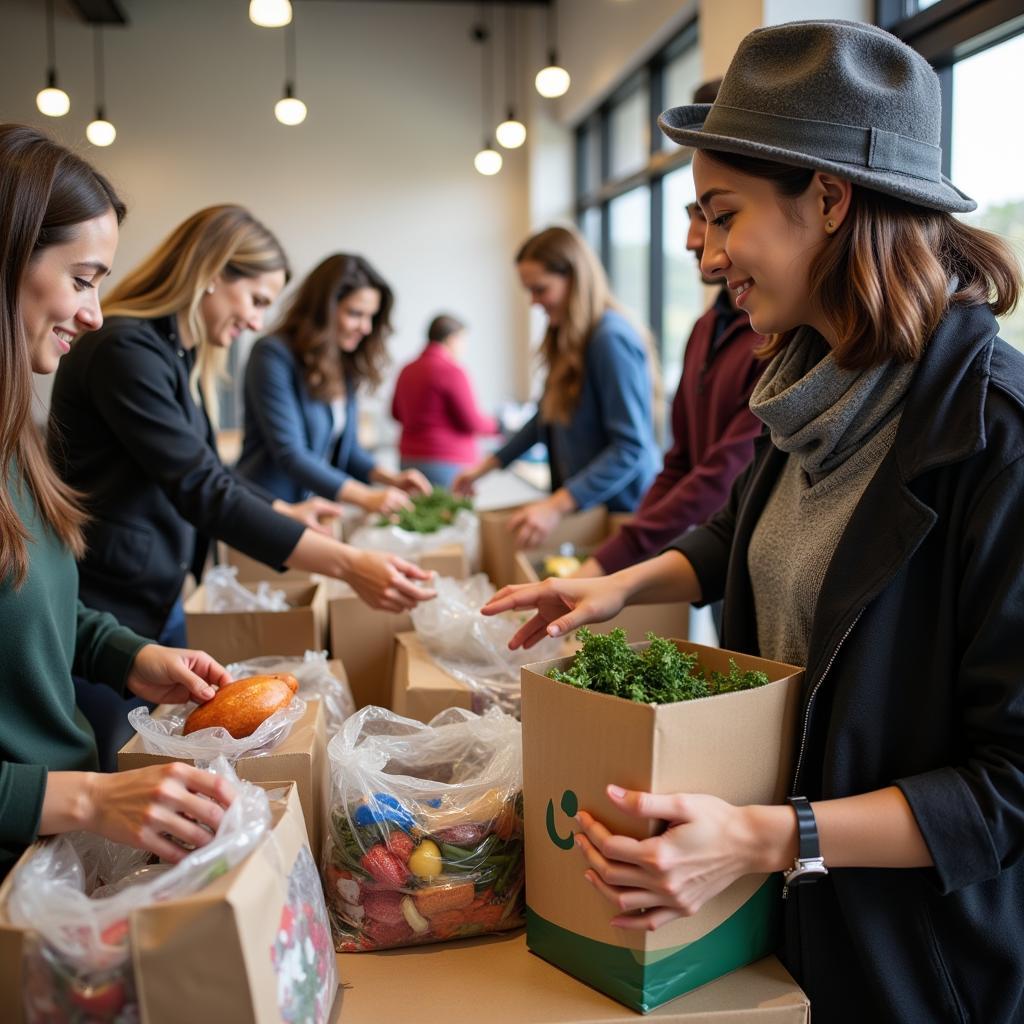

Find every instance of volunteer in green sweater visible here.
[0,124,233,878]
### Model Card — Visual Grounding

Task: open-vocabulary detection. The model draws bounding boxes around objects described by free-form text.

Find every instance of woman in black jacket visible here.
[483,21,1024,1024]
[49,206,434,647]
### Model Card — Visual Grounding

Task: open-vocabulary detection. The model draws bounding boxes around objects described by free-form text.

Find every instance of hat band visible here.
[702,103,942,183]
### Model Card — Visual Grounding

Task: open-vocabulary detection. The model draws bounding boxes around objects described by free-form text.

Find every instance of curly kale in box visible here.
[549,628,769,705]
[377,489,473,534]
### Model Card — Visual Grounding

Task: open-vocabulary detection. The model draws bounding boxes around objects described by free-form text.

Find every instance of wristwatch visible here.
[782,796,828,893]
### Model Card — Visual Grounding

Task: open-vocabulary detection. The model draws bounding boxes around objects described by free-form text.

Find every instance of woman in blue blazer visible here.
[237,254,430,514]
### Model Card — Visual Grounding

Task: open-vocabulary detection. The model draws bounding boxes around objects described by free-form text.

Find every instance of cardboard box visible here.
[419,543,470,580]
[0,785,340,1024]
[336,933,807,1022]
[521,640,804,1013]
[480,504,609,589]
[513,548,690,643]
[118,699,329,856]
[390,631,473,722]
[185,579,327,665]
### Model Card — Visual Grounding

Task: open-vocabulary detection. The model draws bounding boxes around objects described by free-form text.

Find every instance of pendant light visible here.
[535,1,570,98]
[274,21,307,125]
[36,0,70,118]
[250,0,292,28]
[495,5,526,150]
[86,30,116,147]
[472,19,502,176]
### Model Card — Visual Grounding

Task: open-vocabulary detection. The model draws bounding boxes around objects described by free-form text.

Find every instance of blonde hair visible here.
[103,205,289,426]
[516,225,660,424]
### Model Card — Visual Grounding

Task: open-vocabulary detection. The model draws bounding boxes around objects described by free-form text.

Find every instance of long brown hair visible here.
[0,124,125,588]
[516,225,659,424]
[103,205,289,426]
[704,150,1021,368]
[272,253,393,400]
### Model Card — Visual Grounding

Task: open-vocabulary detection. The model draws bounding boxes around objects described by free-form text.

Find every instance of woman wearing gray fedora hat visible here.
[483,19,1023,1023]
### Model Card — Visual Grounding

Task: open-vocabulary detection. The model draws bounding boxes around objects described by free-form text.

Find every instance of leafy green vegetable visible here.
[376,489,473,534]
[548,628,769,705]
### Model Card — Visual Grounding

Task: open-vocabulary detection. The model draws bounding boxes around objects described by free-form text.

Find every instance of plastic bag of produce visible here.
[226,651,355,735]
[323,706,524,951]
[203,565,289,612]
[7,759,271,1024]
[410,574,564,716]
[348,492,480,572]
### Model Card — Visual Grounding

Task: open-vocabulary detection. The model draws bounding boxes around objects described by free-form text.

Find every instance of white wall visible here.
[3,0,532,421]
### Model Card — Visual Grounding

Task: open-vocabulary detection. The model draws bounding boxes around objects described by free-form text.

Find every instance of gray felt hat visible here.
[659,20,976,213]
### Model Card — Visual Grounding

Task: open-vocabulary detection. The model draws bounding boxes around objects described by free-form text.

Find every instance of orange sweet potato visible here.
[182,673,298,738]
[412,881,475,918]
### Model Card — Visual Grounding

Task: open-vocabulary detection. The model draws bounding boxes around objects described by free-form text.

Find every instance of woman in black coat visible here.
[483,21,1024,1024]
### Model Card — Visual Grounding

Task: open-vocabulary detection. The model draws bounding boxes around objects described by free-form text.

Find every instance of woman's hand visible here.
[273,496,345,535]
[125,644,231,704]
[574,786,791,931]
[480,576,628,648]
[508,498,564,549]
[84,763,236,863]
[343,549,436,613]
[371,467,432,498]
[452,455,499,497]
[362,486,413,517]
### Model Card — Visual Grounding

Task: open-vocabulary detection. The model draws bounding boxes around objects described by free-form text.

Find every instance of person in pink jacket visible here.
[391,314,500,489]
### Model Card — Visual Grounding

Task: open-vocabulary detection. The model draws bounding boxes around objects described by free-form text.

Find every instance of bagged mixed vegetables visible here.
[322,706,524,951]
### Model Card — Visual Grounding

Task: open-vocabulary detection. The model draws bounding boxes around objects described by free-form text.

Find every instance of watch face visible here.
[785,859,829,886]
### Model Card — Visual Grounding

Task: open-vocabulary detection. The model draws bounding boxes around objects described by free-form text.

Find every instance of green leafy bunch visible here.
[548,628,769,705]
[377,489,473,533]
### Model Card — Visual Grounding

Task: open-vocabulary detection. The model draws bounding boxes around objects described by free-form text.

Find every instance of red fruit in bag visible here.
[362,889,406,926]
[385,830,415,863]
[360,845,409,886]
[363,916,414,947]
[69,979,127,1018]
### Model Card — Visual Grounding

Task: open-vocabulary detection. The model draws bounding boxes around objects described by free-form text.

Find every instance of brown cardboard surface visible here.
[324,579,411,710]
[419,543,469,580]
[521,640,803,954]
[514,549,690,643]
[481,504,609,589]
[117,700,329,856]
[185,580,327,665]
[390,631,472,722]
[335,933,808,1022]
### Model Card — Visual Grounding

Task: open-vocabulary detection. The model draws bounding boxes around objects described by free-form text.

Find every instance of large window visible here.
[575,21,702,407]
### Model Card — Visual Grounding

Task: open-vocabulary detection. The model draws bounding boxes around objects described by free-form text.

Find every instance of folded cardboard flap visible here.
[390,630,473,722]
[520,639,804,1012]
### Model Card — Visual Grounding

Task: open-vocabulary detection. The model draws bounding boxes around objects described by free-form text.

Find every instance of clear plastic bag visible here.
[127,693,307,761]
[203,565,289,611]
[410,574,565,716]
[226,651,355,735]
[8,759,271,1024]
[322,706,524,952]
[347,508,480,573]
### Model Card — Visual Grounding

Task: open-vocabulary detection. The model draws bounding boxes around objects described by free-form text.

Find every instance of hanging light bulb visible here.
[37,2,69,117]
[474,144,503,176]
[535,57,570,99]
[275,85,307,125]
[496,110,527,150]
[86,110,116,146]
[249,0,292,28]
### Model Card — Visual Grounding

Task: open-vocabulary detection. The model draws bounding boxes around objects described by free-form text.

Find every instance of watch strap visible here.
[787,796,821,861]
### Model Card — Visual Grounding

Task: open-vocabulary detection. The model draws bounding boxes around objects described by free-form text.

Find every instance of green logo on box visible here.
[546,788,578,850]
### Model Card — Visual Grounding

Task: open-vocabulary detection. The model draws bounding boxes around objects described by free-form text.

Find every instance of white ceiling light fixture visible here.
[250,0,292,28]
[496,4,526,150]
[535,0,570,98]
[274,20,307,125]
[471,17,502,176]
[86,30,116,147]
[36,0,70,118]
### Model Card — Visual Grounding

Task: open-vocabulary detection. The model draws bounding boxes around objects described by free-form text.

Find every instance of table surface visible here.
[334,930,808,1023]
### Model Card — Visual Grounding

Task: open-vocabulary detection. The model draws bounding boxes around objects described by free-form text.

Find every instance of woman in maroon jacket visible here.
[391,314,499,489]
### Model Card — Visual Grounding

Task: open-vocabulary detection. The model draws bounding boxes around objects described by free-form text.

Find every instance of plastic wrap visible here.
[226,651,355,735]
[8,759,271,1024]
[410,574,565,716]
[322,706,524,951]
[347,508,480,573]
[203,565,289,611]
[127,694,307,761]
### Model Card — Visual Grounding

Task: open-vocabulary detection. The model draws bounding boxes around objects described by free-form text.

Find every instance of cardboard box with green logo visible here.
[521,638,803,1013]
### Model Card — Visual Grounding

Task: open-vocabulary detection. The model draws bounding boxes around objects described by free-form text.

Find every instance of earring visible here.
[825,219,836,233]
[206,283,215,294]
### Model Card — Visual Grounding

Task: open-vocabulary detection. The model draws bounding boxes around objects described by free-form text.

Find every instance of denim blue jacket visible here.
[236,335,375,503]
[495,310,658,511]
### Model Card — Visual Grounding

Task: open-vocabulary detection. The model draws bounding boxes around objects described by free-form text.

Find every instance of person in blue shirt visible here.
[454,226,659,548]
[237,253,430,515]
